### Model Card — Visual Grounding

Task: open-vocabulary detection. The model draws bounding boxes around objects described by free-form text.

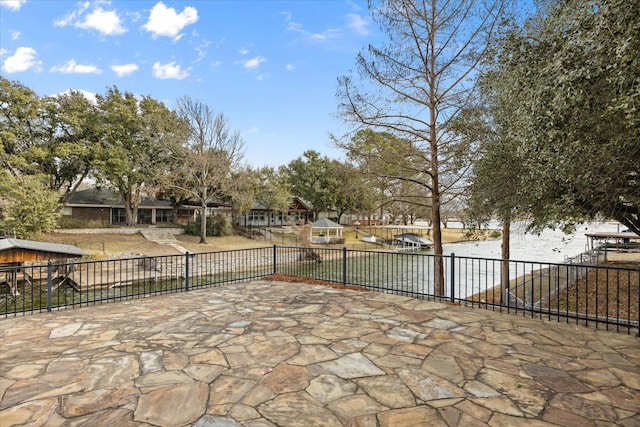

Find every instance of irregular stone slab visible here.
[50,322,82,338]
[612,367,640,390]
[195,414,244,427]
[209,376,256,406]
[477,369,548,417]
[319,353,385,379]
[424,318,458,330]
[140,350,163,374]
[260,365,309,394]
[463,381,501,398]
[355,376,415,409]
[472,397,523,417]
[135,370,193,388]
[385,327,423,343]
[246,335,299,365]
[0,398,58,426]
[377,406,445,426]
[548,393,618,422]
[63,407,138,427]
[60,386,138,417]
[6,364,46,380]
[287,344,338,365]
[135,381,208,426]
[258,394,342,427]
[184,364,226,383]
[328,394,387,417]
[535,375,590,393]
[542,407,596,427]
[422,354,464,384]
[306,374,357,403]
[191,349,227,366]
[81,355,139,391]
[490,413,560,426]
[398,368,465,401]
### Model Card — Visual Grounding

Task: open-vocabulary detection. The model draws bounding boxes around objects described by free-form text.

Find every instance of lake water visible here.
[442,221,622,263]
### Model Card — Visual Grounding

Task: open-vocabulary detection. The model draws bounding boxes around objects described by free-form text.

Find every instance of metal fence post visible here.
[47,261,53,312]
[273,245,277,275]
[637,266,639,338]
[342,247,347,286]
[450,253,456,303]
[185,251,190,292]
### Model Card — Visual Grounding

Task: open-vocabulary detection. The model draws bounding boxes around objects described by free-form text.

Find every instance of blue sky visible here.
[0,0,379,167]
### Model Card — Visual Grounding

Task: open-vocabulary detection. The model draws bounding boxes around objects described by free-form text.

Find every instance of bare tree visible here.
[174,96,245,244]
[336,0,504,295]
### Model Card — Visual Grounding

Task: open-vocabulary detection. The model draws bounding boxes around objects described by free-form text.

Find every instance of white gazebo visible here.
[310,218,344,244]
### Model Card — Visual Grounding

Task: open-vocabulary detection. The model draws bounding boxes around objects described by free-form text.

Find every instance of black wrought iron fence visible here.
[1,245,638,335]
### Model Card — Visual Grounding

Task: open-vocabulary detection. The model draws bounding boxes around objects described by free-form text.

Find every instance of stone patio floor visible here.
[0,280,638,427]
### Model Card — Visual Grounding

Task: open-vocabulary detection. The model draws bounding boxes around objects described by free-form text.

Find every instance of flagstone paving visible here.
[0,281,638,426]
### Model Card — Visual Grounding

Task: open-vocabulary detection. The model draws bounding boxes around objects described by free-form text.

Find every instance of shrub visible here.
[184,213,232,237]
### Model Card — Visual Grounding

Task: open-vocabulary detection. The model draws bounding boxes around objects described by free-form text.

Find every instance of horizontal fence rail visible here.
[1,245,638,335]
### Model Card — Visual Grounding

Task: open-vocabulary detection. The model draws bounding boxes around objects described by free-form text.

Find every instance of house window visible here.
[156,210,173,223]
[248,212,265,223]
[138,209,152,224]
[111,208,127,224]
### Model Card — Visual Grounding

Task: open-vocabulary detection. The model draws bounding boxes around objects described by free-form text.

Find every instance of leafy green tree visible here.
[37,90,99,203]
[331,160,375,224]
[1,79,100,203]
[0,77,44,176]
[336,0,504,295]
[93,86,185,226]
[256,166,292,225]
[0,171,61,239]
[486,0,640,235]
[286,150,338,219]
[227,166,260,226]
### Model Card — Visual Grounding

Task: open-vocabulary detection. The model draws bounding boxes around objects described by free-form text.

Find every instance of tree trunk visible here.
[199,203,207,244]
[500,219,511,304]
[123,192,136,227]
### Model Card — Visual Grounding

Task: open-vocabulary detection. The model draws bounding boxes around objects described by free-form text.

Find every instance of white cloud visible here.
[238,48,249,55]
[346,13,369,36]
[1,46,41,73]
[56,88,98,105]
[143,1,198,40]
[76,6,127,35]
[0,0,26,11]
[242,56,265,70]
[286,64,295,71]
[111,63,139,77]
[54,3,125,36]
[50,59,102,74]
[152,61,189,79]
[11,30,21,40]
[194,40,211,63]
[286,21,341,42]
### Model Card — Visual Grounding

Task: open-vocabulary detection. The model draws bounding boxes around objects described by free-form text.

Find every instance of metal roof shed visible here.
[0,238,88,265]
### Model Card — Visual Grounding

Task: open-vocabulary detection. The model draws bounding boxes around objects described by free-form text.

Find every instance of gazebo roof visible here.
[312,218,343,229]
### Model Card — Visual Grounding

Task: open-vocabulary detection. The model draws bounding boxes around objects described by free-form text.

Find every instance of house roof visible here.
[66,188,172,208]
[312,218,343,228]
[0,238,88,257]
[250,196,313,212]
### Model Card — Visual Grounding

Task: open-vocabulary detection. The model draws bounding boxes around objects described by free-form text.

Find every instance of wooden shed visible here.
[0,238,88,296]
[0,238,88,264]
